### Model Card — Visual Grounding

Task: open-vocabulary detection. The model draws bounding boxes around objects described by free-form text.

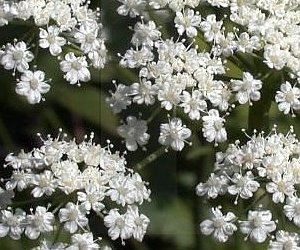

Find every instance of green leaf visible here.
[224,59,243,79]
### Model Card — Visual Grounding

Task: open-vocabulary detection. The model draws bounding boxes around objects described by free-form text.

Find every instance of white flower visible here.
[0,41,34,73]
[117,116,150,151]
[117,0,146,17]
[268,230,300,250]
[131,20,161,47]
[180,90,207,120]
[104,209,133,243]
[74,21,100,54]
[130,173,151,204]
[174,8,201,37]
[32,239,66,250]
[227,171,260,203]
[158,117,191,151]
[263,44,289,70]
[126,205,149,242]
[231,72,262,105]
[15,70,50,104]
[131,79,157,106]
[202,109,227,144]
[31,170,57,198]
[266,173,295,204]
[25,206,54,240]
[0,208,26,240]
[77,185,105,212]
[66,232,100,250]
[106,84,132,113]
[59,202,88,234]
[200,207,237,242]
[196,173,228,199]
[157,82,181,110]
[107,175,135,206]
[275,82,300,115]
[39,25,66,56]
[239,210,276,243]
[284,196,300,227]
[60,52,90,84]
[200,14,223,42]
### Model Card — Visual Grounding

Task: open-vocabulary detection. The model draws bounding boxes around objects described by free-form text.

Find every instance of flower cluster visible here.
[0,0,106,104]
[106,0,300,157]
[0,131,150,248]
[107,0,273,152]
[197,126,300,248]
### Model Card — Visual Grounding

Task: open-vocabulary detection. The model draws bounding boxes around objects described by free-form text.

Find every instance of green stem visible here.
[245,191,267,211]
[147,106,161,123]
[248,71,281,132]
[133,147,165,170]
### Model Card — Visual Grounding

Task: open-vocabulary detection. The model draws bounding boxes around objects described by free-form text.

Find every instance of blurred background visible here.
[1,1,300,249]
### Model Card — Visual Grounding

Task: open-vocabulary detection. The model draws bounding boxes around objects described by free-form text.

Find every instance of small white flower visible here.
[39,25,66,56]
[0,208,26,240]
[227,171,260,203]
[284,196,300,227]
[117,0,146,17]
[200,14,223,42]
[60,52,90,84]
[107,175,135,206]
[158,117,191,151]
[59,202,88,234]
[196,173,228,199]
[268,230,300,250]
[31,170,57,198]
[231,72,262,105]
[126,205,149,242]
[202,109,227,144]
[67,232,100,250]
[15,70,50,104]
[131,79,157,106]
[25,206,54,240]
[200,207,237,242]
[77,185,105,212]
[275,82,300,115]
[180,90,207,120]
[157,82,181,110]
[74,21,100,53]
[239,210,276,243]
[266,173,295,204]
[0,41,34,74]
[117,116,150,151]
[104,209,133,243]
[106,84,132,113]
[264,44,289,70]
[174,8,201,37]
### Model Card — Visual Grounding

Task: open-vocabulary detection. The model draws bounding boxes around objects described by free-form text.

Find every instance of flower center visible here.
[115,217,125,229]
[213,217,225,228]
[13,50,24,61]
[30,78,39,90]
[253,216,262,228]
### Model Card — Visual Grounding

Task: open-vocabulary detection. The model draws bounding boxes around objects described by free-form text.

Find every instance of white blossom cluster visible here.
[107,0,272,152]
[106,0,300,155]
[0,131,150,248]
[197,126,300,248]
[0,0,106,104]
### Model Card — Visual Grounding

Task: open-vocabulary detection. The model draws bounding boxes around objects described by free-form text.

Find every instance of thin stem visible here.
[133,147,165,170]
[246,191,267,211]
[248,70,281,132]
[147,106,161,123]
